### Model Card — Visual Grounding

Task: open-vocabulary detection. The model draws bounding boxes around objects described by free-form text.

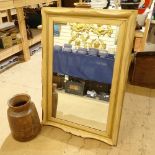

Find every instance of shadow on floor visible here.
[0,126,112,155]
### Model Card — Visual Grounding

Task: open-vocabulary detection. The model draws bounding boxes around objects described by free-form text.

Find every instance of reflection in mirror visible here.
[51,22,119,131]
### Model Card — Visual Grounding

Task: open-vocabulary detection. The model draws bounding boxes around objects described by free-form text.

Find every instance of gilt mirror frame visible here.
[42,7,137,145]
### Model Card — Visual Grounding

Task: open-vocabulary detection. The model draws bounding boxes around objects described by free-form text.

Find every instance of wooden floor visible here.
[0,51,155,155]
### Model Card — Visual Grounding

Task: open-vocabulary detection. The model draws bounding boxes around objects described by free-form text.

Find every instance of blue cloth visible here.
[53,50,114,84]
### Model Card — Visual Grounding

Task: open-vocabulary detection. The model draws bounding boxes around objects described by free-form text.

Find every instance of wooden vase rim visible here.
[8,94,31,112]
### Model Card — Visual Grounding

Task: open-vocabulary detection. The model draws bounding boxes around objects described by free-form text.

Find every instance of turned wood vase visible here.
[7,94,41,141]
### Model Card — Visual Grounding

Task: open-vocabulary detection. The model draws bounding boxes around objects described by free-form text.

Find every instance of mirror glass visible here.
[51,22,119,131]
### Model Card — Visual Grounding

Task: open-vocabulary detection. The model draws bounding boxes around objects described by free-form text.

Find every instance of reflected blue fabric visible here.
[53,49,114,84]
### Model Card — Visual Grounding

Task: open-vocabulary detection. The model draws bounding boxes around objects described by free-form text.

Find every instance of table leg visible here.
[16,7,30,61]
[7,9,12,22]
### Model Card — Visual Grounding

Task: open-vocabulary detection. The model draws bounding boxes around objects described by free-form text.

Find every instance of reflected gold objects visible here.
[90,39,106,49]
[93,39,100,49]
[101,41,106,49]
[68,33,78,44]
[69,23,113,49]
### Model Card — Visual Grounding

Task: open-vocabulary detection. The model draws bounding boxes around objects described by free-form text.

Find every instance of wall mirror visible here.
[42,8,137,145]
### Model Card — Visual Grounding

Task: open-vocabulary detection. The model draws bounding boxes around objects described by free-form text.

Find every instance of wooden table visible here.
[0,0,61,62]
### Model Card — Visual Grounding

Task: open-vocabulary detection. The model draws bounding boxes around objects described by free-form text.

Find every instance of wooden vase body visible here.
[7,94,41,141]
